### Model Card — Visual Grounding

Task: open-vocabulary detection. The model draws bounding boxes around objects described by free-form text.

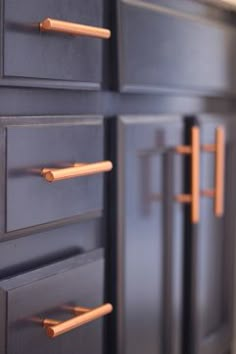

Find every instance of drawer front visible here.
[4,0,108,89]
[6,118,106,231]
[0,249,109,354]
[118,0,236,94]
[0,220,103,279]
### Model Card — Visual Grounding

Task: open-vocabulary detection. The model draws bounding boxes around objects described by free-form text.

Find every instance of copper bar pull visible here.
[43,303,113,338]
[201,126,225,217]
[40,18,111,39]
[41,160,113,182]
[175,127,200,224]
[215,127,225,216]
[191,127,200,223]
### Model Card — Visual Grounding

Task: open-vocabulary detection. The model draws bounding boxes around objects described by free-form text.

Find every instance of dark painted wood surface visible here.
[110,115,185,354]
[117,0,236,94]
[3,0,106,89]
[0,219,103,279]
[184,115,236,354]
[6,117,104,231]
[0,249,105,354]
[0,1,234,354]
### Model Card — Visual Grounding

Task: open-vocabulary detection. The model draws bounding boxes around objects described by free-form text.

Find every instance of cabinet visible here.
[0,1,235,354]
[108,114,236,354]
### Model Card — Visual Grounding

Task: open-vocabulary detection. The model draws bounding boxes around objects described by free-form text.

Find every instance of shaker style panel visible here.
[113,116,184,354]
[117,0,236,94]
[0,249,111,354]
[185,116,235,354]
[3,0,110,89]
[6,117,110,231]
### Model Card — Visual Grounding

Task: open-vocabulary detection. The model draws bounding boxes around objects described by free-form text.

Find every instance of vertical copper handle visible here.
[175,127,200,224]
[191,127,200,223]
[215,127,225,216]
[202,126,225,217]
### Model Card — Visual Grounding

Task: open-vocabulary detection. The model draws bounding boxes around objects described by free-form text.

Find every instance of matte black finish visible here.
[3,0,106,89]
[185,115,236,354]
[6,117,104,231]
[117,0,236,94]
[112,115,185,354]
[0,249,105,354]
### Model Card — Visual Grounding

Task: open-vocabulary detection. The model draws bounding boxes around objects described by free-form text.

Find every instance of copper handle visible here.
[202,127,225,217]
[175,127,200,224]
[40,18,111,39]
[43,303,113,338]
[41,161,113,182]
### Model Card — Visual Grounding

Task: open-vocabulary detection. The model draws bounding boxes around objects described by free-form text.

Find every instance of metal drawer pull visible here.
[201,127,225,217]
[175,127,200,224]
[41,160,113,182]
[43,303,113,338]
[40,18,111,39]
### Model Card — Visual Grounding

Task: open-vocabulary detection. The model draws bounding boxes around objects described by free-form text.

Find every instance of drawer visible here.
[0,249,112,354]
[6,117,112,231]
[3,0,110,89]
[0,220,103,278]
[117,0,236,94]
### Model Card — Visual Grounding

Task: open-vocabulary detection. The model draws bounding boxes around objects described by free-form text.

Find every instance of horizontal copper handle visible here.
[43,303,113,338]
[175,127,200,224]
[40,18,111,39]
[201,126,225,217]
[41,161,113,182]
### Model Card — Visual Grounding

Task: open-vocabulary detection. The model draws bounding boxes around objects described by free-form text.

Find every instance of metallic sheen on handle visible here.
[202,127,225,217]
[43,303,113,338]
[215,127,225,216]
[175,127,200,224]
[40,18,111,39]
[41,160,113,182]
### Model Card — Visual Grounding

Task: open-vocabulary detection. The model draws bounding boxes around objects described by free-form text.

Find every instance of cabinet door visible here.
[111,116,185,354]
[185,116,235,354]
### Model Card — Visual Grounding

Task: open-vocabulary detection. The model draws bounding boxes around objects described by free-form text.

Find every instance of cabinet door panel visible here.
[113,116,184,354]
[186,116,235,354]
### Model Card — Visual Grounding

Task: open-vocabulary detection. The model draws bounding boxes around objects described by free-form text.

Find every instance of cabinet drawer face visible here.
[0,249,106,354]
[4,0,107,89]
[118,0,235,94]
[6,119,105,231]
